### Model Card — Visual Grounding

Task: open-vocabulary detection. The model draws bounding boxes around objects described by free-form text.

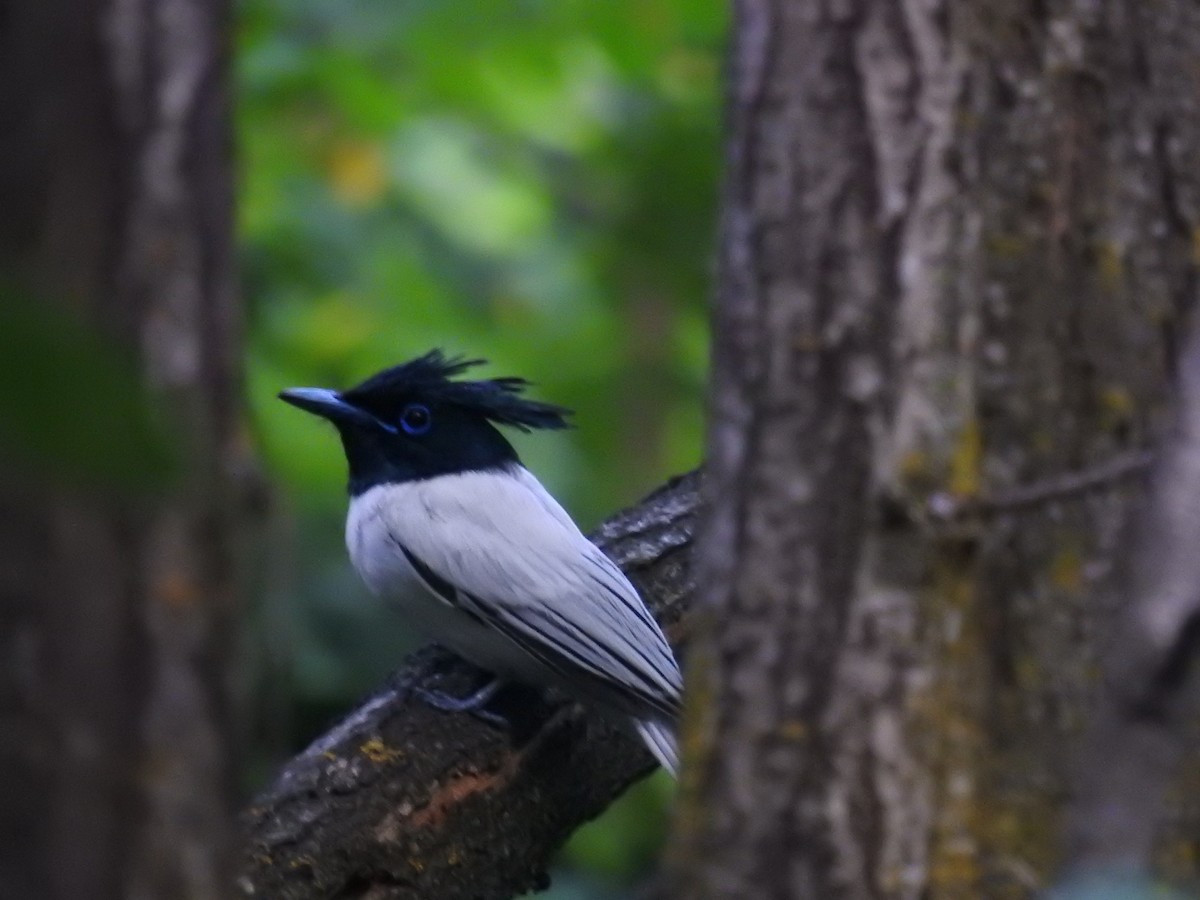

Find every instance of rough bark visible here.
[236,473,698,900]
[0,2,247,898]
[672,1,1200,898]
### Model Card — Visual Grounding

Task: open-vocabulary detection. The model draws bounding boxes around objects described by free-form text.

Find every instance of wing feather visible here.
[379,466,682,719]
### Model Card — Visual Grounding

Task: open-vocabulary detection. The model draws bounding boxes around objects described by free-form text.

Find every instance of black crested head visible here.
[341,350,572,433]
[279,350,572,495]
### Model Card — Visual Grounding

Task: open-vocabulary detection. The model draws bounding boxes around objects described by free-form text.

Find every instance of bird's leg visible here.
[414,676,502,712]
[413,664,509,728]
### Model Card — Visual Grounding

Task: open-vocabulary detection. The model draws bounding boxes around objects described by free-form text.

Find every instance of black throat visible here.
[338,414,520,496]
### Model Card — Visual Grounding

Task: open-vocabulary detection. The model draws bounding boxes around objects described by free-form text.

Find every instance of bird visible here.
[279,350,682,775]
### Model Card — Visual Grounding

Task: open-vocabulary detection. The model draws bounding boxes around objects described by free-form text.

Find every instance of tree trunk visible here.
[0,2,248,898]
[672,1,1200,897]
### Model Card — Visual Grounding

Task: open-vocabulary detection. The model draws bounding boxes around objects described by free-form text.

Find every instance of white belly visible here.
[345,490,548,680]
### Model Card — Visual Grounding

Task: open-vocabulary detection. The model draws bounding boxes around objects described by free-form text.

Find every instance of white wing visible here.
[369,465,682,720]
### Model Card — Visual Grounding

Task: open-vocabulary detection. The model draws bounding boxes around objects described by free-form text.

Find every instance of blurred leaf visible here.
[391,118,553,255]
[560,772,674,877]
[327,139,390,206]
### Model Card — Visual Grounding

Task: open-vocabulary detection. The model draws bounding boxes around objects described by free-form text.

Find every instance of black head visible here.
[278,350,572,495]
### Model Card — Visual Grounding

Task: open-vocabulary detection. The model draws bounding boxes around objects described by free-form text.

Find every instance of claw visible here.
[413,677,508,727]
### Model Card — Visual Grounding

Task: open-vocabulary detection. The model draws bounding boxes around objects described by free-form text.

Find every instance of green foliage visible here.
[238,0,723,893]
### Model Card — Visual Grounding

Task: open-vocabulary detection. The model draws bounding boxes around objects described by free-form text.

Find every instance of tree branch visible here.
[926,449,1155,521]
[238,434,1184,899]
[236,472,700,900]
[237,437,1177,899]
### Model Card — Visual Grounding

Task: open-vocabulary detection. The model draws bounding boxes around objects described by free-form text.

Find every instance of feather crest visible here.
[343,349,571,432]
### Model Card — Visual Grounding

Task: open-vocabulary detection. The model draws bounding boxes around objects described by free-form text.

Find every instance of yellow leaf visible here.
[327,140,388,207]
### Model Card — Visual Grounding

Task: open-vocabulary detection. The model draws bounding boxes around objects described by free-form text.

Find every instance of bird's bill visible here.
[278,387,386,431]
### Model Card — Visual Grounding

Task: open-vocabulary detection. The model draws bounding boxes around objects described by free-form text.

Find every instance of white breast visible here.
[344,470,564,679]
[345,485,420,599]
[344,465,681,711]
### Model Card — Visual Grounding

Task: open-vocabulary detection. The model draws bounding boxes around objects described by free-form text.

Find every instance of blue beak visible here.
[278,387,389,431]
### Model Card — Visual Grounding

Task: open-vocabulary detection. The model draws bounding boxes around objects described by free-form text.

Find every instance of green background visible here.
[239,0,723,894]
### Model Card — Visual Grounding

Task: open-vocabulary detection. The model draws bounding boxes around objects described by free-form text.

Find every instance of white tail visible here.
[635,718,679,777]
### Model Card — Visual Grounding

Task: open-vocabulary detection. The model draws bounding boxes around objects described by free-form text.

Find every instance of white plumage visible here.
[346,463,682,774]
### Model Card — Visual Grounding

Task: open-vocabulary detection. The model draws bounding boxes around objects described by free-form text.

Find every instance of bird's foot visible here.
[413,677,508,728]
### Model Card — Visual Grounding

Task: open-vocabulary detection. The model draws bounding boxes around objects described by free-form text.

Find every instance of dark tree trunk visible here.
[671,1,1200,897]
[0,2,247,898]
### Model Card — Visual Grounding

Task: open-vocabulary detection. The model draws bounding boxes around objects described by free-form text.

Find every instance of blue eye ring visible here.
[399,403,432,436]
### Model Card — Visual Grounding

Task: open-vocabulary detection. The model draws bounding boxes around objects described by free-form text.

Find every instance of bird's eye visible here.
[399,403,432,436]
